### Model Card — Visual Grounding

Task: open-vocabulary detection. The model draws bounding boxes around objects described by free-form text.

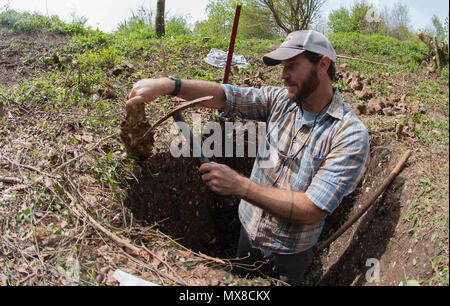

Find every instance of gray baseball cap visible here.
[263,30,336,66]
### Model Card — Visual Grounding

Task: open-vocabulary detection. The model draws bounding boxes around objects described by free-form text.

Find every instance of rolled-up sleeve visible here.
[219,85,287,122]
[305,120,370,214]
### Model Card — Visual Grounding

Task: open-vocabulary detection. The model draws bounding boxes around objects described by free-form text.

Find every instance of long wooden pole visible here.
[316,150,412,253]
[223,5,242,84]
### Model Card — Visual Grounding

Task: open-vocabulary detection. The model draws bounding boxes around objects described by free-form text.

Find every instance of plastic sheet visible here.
[204,48,249,69]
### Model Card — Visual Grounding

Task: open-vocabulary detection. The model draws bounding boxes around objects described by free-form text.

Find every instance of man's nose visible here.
[281,67,289,81]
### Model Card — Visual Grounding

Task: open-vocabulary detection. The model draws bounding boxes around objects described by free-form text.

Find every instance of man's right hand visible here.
[126,78,174,108]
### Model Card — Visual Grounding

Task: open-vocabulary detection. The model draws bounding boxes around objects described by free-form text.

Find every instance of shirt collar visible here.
[325,87,344,121]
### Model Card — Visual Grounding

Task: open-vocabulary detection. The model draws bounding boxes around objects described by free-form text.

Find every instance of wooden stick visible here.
[316,150,412,253]
[337,54,390,66]
[58,185,189,286]
[0,176,22,184]
[433,36,442,70]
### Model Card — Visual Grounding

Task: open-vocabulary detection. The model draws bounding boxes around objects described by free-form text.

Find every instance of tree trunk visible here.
[156,0,165,38]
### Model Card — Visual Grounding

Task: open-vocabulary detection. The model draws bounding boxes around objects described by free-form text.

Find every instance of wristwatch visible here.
[168,76,181,96]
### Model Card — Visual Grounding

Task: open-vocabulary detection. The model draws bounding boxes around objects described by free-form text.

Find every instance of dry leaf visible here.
[177,249,192,257]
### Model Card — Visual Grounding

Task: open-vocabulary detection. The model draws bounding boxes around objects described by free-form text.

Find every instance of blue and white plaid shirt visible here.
[220,84,370,254]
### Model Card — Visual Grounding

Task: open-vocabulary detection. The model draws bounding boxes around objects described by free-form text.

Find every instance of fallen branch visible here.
[0,176,23,184]
[337,54,390,66]
[54,183,188,286]
[1,155,60,179]
[316,150,412,253]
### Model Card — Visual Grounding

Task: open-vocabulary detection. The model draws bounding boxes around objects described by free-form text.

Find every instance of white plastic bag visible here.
[205,48,249,69]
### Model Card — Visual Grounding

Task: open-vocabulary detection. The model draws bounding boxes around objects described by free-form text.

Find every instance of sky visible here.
[1,0,449,34]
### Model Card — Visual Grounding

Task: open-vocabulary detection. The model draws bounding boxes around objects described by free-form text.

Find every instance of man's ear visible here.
[319,56,331,75]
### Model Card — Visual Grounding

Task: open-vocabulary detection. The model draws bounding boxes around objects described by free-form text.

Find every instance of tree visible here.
[254,0,326,34]
[239,0,282,39]
[381,2,413,40]
[328,7,353,33]
[328,1,387,35]
[156,0,165,37]
[432,14,449,45]
[195,0,237,37]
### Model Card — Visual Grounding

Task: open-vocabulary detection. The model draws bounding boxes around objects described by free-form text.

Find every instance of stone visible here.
[355,104,367,115]
[368,98,383,114]
[356,87,374,100]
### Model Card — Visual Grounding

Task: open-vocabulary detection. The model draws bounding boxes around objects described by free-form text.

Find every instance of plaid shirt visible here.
[220,84,370,254]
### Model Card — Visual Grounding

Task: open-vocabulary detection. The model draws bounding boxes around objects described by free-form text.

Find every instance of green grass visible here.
[0,9,88,35]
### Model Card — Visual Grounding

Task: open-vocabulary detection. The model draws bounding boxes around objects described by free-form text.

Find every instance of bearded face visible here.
[288,64,320,104]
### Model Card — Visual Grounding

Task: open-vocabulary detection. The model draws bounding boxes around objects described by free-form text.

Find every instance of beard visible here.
[288,65,320,104]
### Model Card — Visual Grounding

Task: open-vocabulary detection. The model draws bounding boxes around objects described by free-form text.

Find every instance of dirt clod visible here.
[120,103,154,160]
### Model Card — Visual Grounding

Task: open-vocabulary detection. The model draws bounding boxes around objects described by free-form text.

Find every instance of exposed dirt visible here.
[0,28,70,87]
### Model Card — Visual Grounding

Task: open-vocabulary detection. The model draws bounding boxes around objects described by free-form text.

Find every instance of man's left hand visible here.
[199,162,247,197]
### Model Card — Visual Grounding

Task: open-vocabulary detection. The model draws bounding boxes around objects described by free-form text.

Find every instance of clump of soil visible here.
[119,103,154,160]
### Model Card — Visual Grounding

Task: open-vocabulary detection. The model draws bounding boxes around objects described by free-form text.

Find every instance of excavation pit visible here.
[122,135,403,285]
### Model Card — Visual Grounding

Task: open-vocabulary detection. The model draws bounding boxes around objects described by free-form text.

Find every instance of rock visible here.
[383,98,394,108]
[350,71,360,80]
[400,94,408,103]
[349,79,362,91]
[396,102,408,114]
[342,71,352,84]
[389,94,401,104]
[355,104,367,115]
[98,87,118,99]
[368,98,384,114]
[410,101,424,114]
[356,87,374,100]
[382,107,394,116]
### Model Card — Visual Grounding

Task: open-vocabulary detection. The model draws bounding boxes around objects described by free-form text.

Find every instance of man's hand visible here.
[199,162,248,197]
[126,78,173,108]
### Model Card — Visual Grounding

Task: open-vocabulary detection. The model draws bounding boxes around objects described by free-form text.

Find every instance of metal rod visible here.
[172,111,210,165]
[223,5,242,84]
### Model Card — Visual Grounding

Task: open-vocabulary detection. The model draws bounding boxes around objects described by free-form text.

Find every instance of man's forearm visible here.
[238,176,327,226]
[170,78,227,110]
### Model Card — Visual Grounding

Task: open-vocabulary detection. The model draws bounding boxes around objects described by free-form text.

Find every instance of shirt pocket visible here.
[289,147,325,192]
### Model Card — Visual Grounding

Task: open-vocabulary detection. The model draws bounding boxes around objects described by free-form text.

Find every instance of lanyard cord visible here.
[267,97,333,160]
[266,97,333,187]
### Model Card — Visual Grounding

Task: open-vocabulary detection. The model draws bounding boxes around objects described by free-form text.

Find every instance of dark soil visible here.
[124,151,255,259]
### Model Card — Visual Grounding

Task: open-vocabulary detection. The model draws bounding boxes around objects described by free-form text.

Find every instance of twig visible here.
[155,230,229,266]
[337,54,391,66]
[0,176,22,184]
[55,185,189,285]
[1,155,60,179]
[52,133,118,173]
[140,243,189,286]
[316,150,412,253]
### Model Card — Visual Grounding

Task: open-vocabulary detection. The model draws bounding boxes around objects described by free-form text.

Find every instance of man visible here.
[127,30,369,285]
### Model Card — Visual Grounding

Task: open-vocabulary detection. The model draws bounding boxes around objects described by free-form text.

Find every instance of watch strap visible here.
[168,76,181,96]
